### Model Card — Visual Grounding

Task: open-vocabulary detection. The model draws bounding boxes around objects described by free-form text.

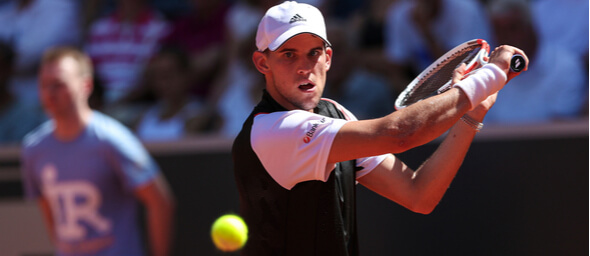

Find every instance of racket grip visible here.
[510,54,525,72]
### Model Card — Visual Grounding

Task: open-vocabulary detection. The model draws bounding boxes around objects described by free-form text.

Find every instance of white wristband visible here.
[453,63,507,110]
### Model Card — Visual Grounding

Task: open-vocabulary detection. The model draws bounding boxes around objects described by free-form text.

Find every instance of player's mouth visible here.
[298,81,316,92]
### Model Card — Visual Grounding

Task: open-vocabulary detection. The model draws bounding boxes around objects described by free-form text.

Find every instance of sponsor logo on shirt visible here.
[303,117,326,143]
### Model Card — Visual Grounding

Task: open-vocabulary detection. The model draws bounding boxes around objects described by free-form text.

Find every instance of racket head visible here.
[394,39,490,110]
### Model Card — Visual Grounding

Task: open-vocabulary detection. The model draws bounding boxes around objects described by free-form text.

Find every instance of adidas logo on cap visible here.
[256,1,331,51]
[289,14,306,23]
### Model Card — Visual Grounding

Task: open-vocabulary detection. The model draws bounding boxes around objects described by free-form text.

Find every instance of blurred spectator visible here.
[531,0,589,117]
[85,0,170,104]
[178,0,275,138]
[384,0,491,92]
[323,19,395,120]
[352,0,392,54]
[211,0,272,138]
[483,0,587,124]
[0,41,45,145]
[345,0,399,94]
[21,46,174,256]
[0,0,81,105]
[225,0,276,44]
[81,0,111,38]
[211,46,264,138]
[321,0,362,21]
[150,0,192,20]
[132,46,207,142]
[162,0,230,101]
[531,0,589,64]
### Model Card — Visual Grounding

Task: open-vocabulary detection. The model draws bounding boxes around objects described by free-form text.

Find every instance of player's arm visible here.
[327,45,526,164]
[357,92,495,214]
[135,174,176,256]
[329,81,471,163]
[38,196,57,243]
[356,60,499,214]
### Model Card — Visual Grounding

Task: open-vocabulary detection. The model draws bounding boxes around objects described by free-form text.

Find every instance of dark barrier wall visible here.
[1,128,588,255]
[155,135,588,255]
[356,136,588,256]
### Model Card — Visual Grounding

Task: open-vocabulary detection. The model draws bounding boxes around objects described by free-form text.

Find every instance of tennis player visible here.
[232,1,527,255]
[21,47,175,256]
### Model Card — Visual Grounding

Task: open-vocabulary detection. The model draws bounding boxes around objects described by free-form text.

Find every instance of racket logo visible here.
[513,59,521,69]
[510,54,525,72]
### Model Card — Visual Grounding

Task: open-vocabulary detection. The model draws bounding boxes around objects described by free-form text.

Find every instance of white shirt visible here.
[251,100,388,190]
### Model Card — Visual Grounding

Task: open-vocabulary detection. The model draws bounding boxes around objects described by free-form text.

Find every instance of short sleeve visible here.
[20,146,41,200]
[355,154,390,179]
[319,99,390,180]
[103,118,160,192]
[251,110,347,190]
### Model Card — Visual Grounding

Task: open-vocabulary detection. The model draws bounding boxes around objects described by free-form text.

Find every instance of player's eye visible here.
[284,52,294,58]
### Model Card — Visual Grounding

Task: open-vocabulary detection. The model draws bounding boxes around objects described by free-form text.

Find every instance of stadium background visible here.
[1,121,587,255]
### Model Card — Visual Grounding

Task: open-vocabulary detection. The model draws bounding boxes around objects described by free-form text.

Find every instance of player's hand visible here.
[467,92,498,122]
[452,63,496,121]
[451,63,467,85]
[488,45,529,83]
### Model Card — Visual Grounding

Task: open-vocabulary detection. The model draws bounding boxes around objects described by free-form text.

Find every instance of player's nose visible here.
[296,59,313,76]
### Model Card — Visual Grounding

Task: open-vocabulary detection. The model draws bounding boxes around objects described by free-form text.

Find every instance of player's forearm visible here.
[139,177,176,256]
[330,88,471,163]
[146,201,175,256]
[409,120,477,214]
[38,198,57,244]
[382,87,471,152]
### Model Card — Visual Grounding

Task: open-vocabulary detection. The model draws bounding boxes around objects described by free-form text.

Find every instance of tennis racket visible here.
[394,39,525,110]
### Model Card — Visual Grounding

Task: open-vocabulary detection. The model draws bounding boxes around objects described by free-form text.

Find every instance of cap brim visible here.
[267,25,331,51]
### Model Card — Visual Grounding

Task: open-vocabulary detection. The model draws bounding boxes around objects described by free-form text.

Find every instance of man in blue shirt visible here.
[21,46,175,256]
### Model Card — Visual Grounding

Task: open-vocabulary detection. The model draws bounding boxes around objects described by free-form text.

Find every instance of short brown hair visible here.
[42,46,93,78]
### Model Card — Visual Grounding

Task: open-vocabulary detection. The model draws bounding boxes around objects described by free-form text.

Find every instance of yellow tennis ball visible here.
[211,214,248,252]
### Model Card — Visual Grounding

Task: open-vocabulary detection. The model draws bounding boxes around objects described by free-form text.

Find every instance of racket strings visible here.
[400,45,482,106]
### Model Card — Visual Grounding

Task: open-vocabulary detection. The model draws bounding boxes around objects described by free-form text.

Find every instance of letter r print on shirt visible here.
[41,164,112,240]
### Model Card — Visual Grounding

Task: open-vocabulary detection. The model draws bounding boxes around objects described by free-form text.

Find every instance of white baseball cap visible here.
[255,1,331,52]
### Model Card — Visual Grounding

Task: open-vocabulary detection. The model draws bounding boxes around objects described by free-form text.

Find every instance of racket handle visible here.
[510,54,525,72]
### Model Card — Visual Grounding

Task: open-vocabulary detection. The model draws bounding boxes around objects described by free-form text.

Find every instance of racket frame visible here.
[394,39,490,110]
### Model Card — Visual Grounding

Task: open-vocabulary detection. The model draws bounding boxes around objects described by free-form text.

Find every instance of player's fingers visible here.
[506,46,529,72]
[488,47,511,72]
[452,63,467,84]
[489,45,529,74]
[504,46,529,82]
[507,69,523,82]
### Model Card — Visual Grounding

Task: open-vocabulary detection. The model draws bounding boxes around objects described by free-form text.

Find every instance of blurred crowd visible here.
[0,0,587,145]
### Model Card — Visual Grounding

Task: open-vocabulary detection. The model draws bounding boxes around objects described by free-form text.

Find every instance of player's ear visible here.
[252,51,270,74]
[325,46,332,71]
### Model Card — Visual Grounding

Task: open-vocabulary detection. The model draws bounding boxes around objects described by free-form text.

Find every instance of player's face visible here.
[39,57,88,118]
[263,33,332,111]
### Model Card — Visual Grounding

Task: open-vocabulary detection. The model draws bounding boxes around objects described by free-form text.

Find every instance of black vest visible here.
[232,90,360,256]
